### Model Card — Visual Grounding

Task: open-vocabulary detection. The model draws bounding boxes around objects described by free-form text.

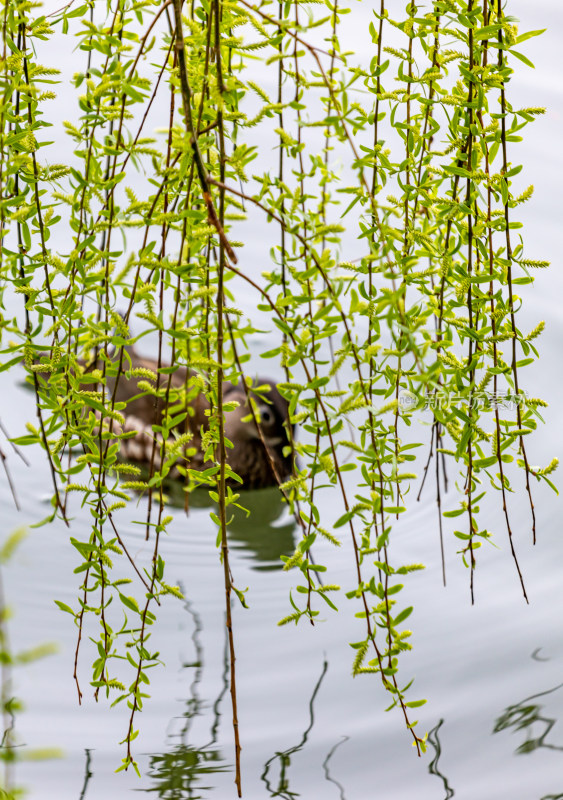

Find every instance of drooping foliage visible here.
[0,0,554,787]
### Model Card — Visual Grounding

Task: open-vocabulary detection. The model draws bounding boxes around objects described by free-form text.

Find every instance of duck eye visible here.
[259,405,273,425]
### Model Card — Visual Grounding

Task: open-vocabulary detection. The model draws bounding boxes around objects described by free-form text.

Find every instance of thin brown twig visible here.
[172,0,237,265]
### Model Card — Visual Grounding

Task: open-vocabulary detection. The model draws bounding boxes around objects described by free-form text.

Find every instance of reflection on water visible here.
[322,737,349,800]
[78,749,93,800]
[493,681,563,755]
[141,597,351,800]
[225,489,297,571]
[532,648,551,663]
[167,485,297,571]
[427,719,454,799]
[138,599,352,800]
[145,746,228,800]
[493,670,563,800]
[144,599,230,799]
[261,659,348,799]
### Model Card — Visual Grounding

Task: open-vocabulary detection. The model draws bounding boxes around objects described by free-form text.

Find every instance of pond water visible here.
[2,1,563,798]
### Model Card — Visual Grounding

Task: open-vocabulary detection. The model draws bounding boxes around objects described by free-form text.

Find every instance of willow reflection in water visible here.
[144,601,230,799]
[261,659,350,800]
[167,485,297,571]
[78,749,93,800]
[494,679,563,756]
[427,719,455,800]
[140,602,350,799]
[492,660,563,800]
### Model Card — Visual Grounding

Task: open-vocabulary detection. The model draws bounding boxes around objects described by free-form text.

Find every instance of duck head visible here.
[224,380,291,445]
[222,379,293,488]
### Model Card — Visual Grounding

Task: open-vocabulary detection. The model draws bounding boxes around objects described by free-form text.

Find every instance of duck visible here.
[99,343,293,490]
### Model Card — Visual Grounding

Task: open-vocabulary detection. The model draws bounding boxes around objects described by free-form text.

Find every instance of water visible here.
[2,0,563,797]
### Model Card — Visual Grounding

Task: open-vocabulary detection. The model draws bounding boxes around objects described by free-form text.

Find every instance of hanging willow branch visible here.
[0,0,555,782]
